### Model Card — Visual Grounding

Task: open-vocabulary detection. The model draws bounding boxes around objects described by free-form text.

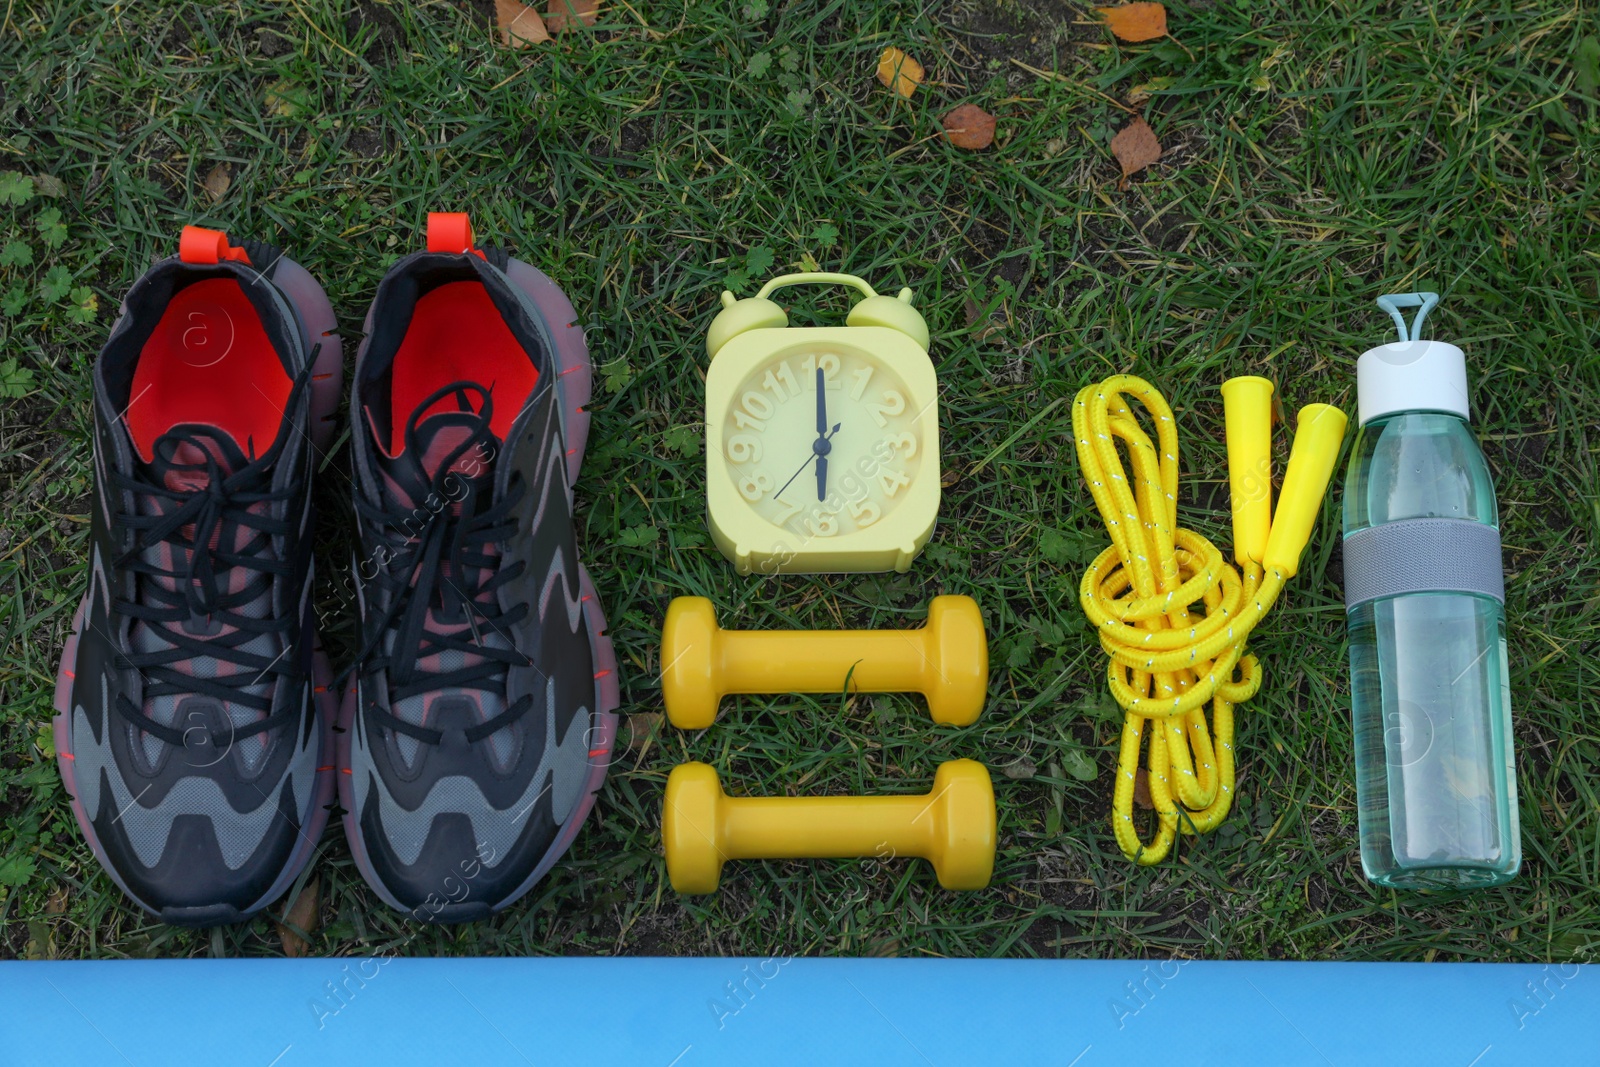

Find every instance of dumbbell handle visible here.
[717,793,937,861]
[711,629,938,699]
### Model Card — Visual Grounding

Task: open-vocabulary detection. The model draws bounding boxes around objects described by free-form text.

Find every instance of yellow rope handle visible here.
[1071,375,1346,865]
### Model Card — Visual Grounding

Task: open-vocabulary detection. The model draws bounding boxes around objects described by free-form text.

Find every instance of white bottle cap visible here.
[1356,339,1469,425]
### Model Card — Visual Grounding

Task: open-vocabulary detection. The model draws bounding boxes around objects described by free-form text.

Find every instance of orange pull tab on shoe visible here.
[179,226,252,265]
[426,212,483,258]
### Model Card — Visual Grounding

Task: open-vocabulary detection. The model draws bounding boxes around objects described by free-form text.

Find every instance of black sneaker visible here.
[52,226,342,926]
[341,213,619,922]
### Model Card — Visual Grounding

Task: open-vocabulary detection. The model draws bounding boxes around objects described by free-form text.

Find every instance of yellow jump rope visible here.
[1071,375,1348,864]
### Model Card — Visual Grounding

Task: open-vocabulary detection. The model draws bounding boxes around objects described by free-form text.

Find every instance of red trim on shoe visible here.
[179,226,253,266]
[126,279,290,461]
[388,282,539,446]
[426,212,486,260]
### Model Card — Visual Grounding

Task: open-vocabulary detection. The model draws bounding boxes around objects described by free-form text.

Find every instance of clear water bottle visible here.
[1342,292,1520,889]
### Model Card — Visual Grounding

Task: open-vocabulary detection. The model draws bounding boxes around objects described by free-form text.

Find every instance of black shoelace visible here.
[111,358,315,749]
[352,382,534,746]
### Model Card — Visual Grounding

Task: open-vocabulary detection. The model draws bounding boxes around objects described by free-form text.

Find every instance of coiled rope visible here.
[1072,375,1285,864]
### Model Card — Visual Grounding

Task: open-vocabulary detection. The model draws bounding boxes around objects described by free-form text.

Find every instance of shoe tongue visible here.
[143,425,251,493]
[380,411,497,506]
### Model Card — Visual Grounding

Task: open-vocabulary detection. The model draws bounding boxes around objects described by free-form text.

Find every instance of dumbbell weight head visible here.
[660,597,720,730]
[922,597,989,727]
[924,759,997,890]
[662,762,726,894]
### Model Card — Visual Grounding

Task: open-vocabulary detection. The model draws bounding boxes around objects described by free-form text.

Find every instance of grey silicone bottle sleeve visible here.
[1342,518,1505,609]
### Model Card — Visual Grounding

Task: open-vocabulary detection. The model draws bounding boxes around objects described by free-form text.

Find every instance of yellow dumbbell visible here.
[662,760,996,894]
[659,596,988,729]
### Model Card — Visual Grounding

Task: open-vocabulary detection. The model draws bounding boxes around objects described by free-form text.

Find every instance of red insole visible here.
[127,279,289,462]
[388,282,538,452]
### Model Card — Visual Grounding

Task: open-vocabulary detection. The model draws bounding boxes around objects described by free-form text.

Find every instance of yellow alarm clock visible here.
[704,273,940,574]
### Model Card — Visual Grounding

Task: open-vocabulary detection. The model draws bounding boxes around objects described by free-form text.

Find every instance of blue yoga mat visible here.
[0,958,1587,1064]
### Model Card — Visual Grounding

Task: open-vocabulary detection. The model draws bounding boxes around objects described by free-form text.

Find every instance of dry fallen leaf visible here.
[45,886,69,916]
[876,47,924,98]
[624,711,662,755]
[202,163,231,202]
[1110,116,1162,186]
[276,876,320,958]
[1127,76,1174,106]
[962,292,1004,343]
[1099,1,1168,42]
[1133,767,1154,809]
[963,294,984,327]
[545,0,598,33]
[941,104,997,150]
[1001,755,1037,781]
[495,0,550,46]
[866,937,901,958]
[263,80,306,118]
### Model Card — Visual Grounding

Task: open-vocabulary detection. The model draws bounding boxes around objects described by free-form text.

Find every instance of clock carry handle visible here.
[707,273,930,358]
[754,272,884,301]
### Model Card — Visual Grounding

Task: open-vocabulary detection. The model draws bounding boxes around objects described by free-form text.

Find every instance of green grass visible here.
[1,0,1597,962]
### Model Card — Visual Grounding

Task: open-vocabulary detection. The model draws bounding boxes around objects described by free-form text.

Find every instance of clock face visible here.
[717,345,926,542]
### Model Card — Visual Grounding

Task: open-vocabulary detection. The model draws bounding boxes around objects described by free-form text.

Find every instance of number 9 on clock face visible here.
[705,328,940,574]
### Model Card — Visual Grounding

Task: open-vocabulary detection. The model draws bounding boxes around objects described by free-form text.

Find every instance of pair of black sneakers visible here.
[52,216,619,926]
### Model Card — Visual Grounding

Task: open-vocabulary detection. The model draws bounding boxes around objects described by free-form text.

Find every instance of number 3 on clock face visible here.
[706,327,941,575]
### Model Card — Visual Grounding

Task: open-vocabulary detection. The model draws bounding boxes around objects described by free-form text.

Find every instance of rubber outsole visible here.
[52,253,343,927]
[338,254,620,922]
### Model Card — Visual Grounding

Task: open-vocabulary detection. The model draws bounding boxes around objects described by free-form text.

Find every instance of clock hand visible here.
[815,454,828,502]
[815,366,827,436]
[774,450,816,500]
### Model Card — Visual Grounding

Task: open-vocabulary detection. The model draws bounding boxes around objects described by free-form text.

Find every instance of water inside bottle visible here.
[1349,594,1516,887]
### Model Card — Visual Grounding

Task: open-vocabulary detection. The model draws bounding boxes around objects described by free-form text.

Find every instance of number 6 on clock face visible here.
[703,282,941,575]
